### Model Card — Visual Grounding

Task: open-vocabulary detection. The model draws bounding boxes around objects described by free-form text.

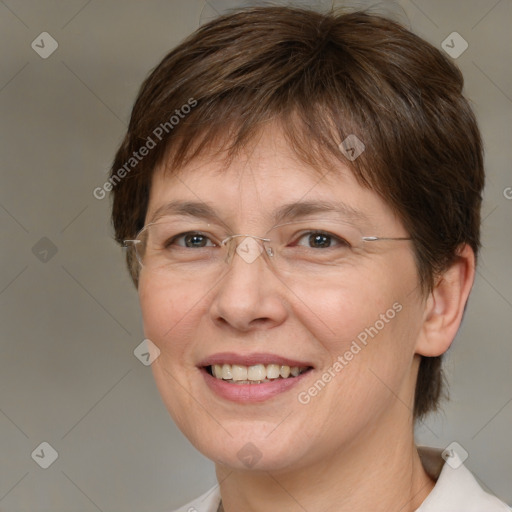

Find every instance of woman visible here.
[110,6,510,511]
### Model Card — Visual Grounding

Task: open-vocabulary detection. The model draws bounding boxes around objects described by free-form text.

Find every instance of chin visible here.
[186,422,314,473]
[210,446,304,473]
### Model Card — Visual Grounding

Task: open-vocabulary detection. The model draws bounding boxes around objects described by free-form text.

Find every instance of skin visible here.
[138,125,475,512]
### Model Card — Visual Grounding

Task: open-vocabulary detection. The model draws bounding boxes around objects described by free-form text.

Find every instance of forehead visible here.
[146,127,400,230]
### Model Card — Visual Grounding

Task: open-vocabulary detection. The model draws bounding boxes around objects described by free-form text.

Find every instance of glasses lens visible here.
[132,218,390,280]
[136,221,224,272]
[265,219,364,273]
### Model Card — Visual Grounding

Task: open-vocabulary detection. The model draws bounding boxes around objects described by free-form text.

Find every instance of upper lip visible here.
[199,352,314,368]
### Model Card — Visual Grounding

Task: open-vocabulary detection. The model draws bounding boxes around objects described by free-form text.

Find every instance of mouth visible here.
[199,353,314,402]
[205,363,312,384]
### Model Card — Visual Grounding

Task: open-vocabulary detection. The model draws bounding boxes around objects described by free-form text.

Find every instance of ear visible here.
[415,244,476,357]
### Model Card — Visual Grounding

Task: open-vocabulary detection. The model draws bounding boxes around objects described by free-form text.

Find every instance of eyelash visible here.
[294,230,351,248]
[164,232,215,248]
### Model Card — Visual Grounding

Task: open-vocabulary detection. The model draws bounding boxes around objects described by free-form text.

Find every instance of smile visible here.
[207,363,310,384]
[200,353,314,402]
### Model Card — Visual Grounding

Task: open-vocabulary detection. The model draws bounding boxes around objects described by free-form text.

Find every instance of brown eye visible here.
[294,231,350,249]
[308,233,332,248]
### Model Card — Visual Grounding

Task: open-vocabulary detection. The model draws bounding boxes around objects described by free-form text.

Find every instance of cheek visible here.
[138,275,207,430]
[295,260,421,398]
[289,267,403,349]
[138,275,204,361]
[139,271,198,330]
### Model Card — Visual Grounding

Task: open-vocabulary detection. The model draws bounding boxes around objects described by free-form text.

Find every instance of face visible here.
[138,126,427,472]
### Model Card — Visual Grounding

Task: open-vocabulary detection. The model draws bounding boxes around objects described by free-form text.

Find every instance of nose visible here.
[209,238,288,332]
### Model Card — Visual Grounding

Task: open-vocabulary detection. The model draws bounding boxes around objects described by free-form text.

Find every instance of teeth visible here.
[247,364,266,381]
[209,363,309,382]
[221,364,232,380]
[266,364,280,379]
[231,364,248,381]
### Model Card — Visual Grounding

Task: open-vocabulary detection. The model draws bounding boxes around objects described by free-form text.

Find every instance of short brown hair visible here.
[110,7,484,419]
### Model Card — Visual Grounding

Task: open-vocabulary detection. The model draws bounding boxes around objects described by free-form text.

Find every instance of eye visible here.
[167,232,217,248]
[294,231,350,249]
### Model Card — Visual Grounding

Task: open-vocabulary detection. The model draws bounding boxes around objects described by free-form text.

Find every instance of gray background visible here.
[1,0,511,510]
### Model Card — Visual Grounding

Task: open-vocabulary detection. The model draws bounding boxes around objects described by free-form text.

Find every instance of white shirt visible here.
[171,446,511,512]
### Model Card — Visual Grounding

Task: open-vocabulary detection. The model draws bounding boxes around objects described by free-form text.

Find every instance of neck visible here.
[216,414,435,512]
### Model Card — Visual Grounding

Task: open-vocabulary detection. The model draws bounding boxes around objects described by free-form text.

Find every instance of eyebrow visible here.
[150,200,220,223]
[272,200,369,225]
[149,199,369,225]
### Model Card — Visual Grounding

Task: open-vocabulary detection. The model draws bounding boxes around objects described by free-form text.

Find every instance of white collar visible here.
[415,446,510,511]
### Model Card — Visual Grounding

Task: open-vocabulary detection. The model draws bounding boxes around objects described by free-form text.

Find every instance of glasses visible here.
[123,218,411,280]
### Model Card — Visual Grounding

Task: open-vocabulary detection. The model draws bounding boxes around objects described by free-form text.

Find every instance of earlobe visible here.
[415,245,476,357]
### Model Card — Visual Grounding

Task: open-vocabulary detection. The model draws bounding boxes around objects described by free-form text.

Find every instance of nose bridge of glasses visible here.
[221,234,273,265]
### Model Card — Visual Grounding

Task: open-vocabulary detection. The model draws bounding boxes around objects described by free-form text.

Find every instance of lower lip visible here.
[201,368,312,403]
